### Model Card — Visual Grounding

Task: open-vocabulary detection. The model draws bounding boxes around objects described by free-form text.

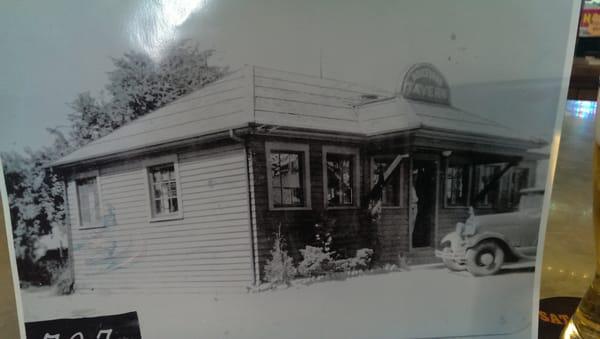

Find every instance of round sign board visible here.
[400,63,451,105]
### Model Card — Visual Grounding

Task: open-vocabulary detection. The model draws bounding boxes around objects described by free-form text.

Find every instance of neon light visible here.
[566,100,597,119]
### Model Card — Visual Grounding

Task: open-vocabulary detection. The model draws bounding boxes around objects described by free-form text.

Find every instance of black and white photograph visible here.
[0,1,580,338]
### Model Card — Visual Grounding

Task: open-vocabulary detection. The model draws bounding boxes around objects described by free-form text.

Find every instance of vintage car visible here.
[435,187,544,276]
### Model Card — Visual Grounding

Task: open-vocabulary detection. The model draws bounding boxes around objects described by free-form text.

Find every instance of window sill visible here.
[443,205,470,209]
[269,206,312,212]
[326,205,359,210]
[149,214,184,223]
[79,225,107,230]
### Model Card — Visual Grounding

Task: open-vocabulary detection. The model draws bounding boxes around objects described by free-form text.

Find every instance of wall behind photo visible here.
[0,195,22,339]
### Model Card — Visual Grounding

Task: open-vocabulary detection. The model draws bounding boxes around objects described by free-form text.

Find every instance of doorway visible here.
[410,159,438,248]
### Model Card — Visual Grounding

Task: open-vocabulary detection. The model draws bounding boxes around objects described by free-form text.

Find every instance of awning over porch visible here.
[357,97,547,152]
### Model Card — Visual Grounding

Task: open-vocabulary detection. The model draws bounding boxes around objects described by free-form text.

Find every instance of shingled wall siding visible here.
[377,209,410,263]
[248,136,410,281]
[67,143,254,293]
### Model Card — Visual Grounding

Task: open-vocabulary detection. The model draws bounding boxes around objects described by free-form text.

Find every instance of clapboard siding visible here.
[255,97,355,120]
[68,144,253,292]
[252,66,385,134]
[253,66,390,101]
[254,110,363,134]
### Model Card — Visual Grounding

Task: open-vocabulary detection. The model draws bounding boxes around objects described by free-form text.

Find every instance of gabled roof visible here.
[52,65,544,167]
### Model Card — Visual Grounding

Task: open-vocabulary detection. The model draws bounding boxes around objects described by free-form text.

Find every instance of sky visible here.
[0,0,578,154]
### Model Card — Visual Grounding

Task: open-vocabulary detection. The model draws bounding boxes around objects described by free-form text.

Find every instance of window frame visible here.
[323,145,361,209]
[143,155,184,222]
[265,142,312,211]
[370,155,407,209]
[72,170,104,230]
[499,166,530,210]
[443,160,472,208]
[472,163,503,209]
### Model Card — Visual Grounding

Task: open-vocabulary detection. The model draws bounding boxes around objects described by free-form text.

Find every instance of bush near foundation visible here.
[333,248,374,272]
[52,264,74,295]
[264,226,296,285]
[297,245,335,277]
[297,220,375,276]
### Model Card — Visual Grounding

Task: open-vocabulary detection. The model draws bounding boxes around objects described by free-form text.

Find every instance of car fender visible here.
[440,232,461,246]
[465,232,519,257]
[440,232,466,256]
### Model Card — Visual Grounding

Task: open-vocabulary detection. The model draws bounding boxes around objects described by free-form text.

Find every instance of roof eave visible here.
[50,126,252,171]
[416,126,547,150]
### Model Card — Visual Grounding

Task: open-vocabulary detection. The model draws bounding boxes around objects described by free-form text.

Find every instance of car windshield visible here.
[518,193,543,210]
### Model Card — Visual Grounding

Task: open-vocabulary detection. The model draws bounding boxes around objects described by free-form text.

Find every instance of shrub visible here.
[313,219,334,253]
[52,265,74,295]
[264,226,296,285]
[333,248,374,272]
[299,246,374,276]
[297,246,335,277]
[351,248,374,269]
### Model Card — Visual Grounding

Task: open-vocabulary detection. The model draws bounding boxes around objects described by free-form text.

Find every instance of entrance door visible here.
[410,159,438,248]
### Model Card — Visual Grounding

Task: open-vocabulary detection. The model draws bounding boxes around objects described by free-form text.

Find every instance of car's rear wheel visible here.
[442,247,466,271]
[465,240,505,276]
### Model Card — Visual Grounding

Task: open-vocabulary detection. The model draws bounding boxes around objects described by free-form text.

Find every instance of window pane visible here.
[161,169,170,181]
[272,187,282,206]
[169,197,178,213]
[373,159,401,206]
[474,165,501,207]
[341,159,353,204]
[155,199,163,214]
[327,154,354,206]
[79,183,91,225]
[270,151,305,208]
[77,177,101,226]
[153,184,162,198]
[327,160,341,205]
[446,165,469,206]
[499,167,529,209]
[169,182,177,197]
[149,164,178,216]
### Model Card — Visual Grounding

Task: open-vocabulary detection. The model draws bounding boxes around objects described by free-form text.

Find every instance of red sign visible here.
[580,8,600,37]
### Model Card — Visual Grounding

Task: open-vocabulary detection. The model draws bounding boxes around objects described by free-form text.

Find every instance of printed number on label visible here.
[41,329,113,339]
[97,329,113,339]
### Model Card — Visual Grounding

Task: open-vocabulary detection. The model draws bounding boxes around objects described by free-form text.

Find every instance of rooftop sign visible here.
[400,63,450,105]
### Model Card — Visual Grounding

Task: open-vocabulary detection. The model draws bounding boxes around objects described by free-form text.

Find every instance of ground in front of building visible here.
[21,266,535,339]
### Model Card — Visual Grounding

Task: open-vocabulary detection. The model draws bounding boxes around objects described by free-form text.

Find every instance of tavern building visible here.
[51,64,546,292]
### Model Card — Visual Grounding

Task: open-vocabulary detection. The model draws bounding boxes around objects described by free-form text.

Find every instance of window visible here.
[270,151,305,207]
[324,146,360,208]
[499,167,530,209]
[472,164,530,210]
[144,155,183,221]
[266,142,311,210]
[445,163,470,207]
[148,164,180,218]
[473,164,502,208]
[76,177,101,227]
[372,156,406,207]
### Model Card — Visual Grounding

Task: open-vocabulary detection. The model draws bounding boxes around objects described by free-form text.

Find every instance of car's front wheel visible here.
[442,247,466,271]
[465,240,505,276]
